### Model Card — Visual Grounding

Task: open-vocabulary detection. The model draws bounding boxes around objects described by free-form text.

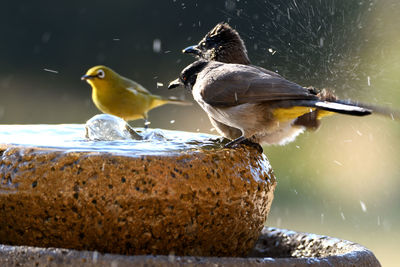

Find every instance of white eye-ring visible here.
[97,69,105,79]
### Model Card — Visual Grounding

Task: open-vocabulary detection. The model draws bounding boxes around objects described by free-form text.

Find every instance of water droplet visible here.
[43,68,58,74]
[360,200,367,212]
[153,39,161,53]
[276,217,282,227]
[333,160,343,166]
[41,32,51,43]
[225,0,236,11]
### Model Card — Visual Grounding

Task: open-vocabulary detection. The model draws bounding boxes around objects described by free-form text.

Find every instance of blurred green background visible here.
[1,0,399,265]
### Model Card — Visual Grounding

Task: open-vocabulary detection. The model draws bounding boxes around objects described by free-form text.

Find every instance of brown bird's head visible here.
[183,23,251,65]
[168,60,209,90]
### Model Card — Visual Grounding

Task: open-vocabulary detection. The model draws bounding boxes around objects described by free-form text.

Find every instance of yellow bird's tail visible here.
[150,96,192,110]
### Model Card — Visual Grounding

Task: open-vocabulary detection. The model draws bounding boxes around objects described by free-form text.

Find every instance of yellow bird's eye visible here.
[97,69,105,79]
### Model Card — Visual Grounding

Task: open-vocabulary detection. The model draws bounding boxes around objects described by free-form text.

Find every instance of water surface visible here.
[0,124,225,156]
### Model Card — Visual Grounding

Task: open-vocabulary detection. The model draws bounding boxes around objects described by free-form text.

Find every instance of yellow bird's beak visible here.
[81,74,97,80]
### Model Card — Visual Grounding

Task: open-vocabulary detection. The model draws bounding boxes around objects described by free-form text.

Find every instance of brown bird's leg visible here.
[225,136,246,148]
[225,136,263,153]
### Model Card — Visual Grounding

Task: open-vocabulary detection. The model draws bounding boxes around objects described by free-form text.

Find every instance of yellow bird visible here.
[81,65,190,125]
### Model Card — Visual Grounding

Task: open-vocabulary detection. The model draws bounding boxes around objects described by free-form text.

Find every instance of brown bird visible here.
[168,60,371,149]
[182,22,331,139]
[179,23,398,146]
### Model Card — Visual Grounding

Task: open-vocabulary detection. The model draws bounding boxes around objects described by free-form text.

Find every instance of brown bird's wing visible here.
[250,65,284,78]
[198,64,318,107]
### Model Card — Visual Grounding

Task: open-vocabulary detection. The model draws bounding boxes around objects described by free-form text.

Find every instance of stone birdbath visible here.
[0,115,381,266]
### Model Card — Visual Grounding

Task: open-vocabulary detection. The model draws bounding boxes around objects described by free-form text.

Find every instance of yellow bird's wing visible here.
[121,76,152,95]
[126,86,149,96]
[119,75,190,112]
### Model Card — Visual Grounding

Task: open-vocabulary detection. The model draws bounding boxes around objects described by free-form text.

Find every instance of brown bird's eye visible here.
[97,69,105,79]
[182,76,187,81]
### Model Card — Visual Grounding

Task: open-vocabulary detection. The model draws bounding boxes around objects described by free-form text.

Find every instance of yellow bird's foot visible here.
[144,119,150,130]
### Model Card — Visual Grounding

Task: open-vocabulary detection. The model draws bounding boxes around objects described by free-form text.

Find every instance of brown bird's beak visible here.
[182,45,201,55]
[168,78,182,89]
[81,74,97,80]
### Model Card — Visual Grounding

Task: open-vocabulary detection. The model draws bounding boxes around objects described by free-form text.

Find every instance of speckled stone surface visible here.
[0,125,276,257]
[0,227,381,266]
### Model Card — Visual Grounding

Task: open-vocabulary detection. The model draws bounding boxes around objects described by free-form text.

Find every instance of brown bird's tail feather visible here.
[335,100,400,120]
[306,87,400,119]
[291,100,372,116]
[294,98,400,131]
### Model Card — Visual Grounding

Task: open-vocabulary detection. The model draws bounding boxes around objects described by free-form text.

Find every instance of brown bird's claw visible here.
[225,136,263,153]
[241,140,264,153]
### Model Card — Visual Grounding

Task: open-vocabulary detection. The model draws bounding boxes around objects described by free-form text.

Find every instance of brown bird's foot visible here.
[225,136,263,153]
[241,139,263,153]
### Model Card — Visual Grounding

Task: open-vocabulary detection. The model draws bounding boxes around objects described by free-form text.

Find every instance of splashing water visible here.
[222,0,379,99]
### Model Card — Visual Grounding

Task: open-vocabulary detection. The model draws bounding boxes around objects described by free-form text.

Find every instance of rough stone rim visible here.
[0,227,381,267]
